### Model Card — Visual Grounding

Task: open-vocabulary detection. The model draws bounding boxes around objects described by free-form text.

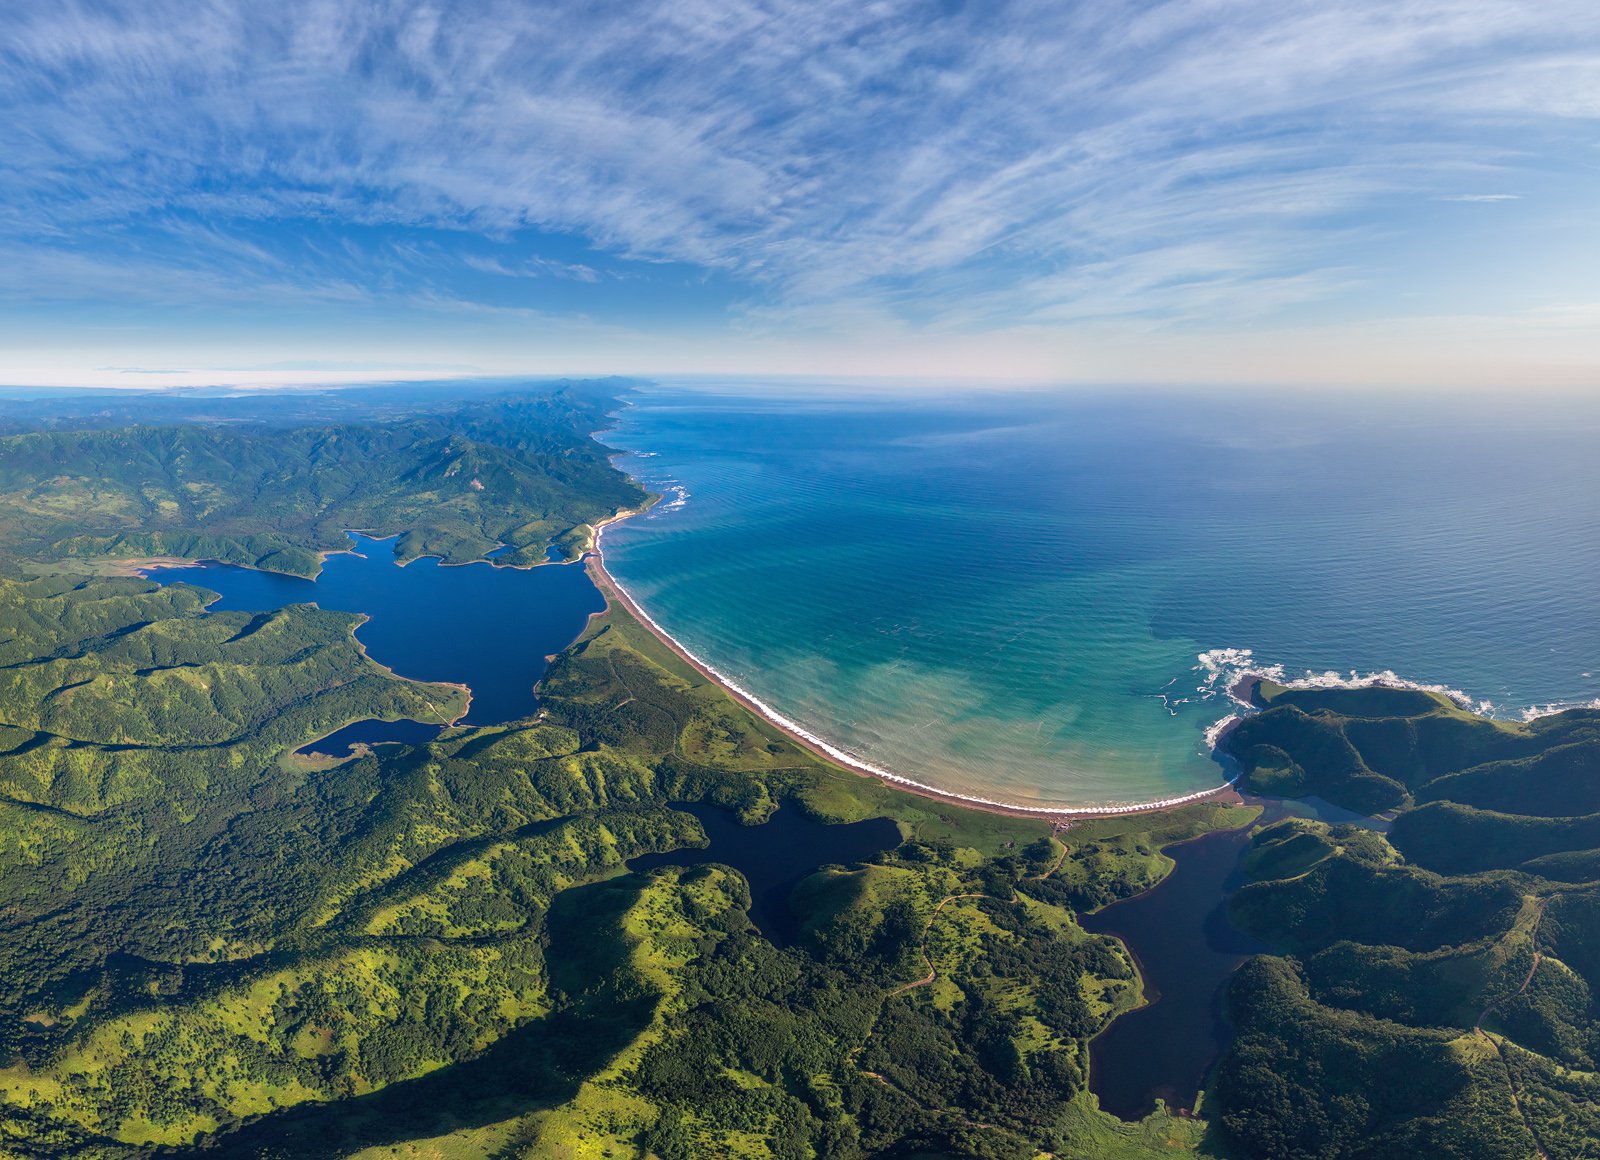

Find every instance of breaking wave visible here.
[1189,647,1598,749]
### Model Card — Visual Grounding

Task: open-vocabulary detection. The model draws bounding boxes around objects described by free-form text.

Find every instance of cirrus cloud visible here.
[0,0,1597,370]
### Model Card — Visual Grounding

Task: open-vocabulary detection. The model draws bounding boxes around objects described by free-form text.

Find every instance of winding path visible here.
[888,835,1070,998]
[889,892,995,996]
[1474,900,1549,1160]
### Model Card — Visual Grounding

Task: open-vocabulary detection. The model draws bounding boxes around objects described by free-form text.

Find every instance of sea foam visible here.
[1190,646,1521,752]
[595,517,1234,816]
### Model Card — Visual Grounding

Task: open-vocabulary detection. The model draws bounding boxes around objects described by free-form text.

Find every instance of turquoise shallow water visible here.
[599,385,1600,808]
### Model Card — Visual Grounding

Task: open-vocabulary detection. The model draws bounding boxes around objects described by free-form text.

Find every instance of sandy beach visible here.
[120,509,1241,820]
[586,511,1242,823]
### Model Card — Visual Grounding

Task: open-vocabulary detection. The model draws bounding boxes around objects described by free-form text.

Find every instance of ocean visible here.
[598,383,1600,809]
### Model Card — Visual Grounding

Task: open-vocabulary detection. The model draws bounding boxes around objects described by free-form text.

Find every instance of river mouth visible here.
[146,532,606,728]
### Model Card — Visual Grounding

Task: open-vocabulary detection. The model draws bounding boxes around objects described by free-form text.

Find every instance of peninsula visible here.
[2,382,1595,1159]
[0,383,1249,1159]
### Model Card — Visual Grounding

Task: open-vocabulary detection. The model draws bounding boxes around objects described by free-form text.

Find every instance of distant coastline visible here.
[590,390,1600,820]
[588,510,1240,820]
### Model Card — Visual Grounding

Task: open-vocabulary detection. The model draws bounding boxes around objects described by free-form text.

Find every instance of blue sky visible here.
[2,0,1598,387]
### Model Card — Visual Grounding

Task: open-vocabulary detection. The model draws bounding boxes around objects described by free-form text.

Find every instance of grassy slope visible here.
[0,579,1253,1159]
[1215,684,1600,1159]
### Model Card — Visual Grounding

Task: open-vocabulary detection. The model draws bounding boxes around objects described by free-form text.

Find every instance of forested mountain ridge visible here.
[0,384,1256,1158]
[0,387,644,575]
[0,571,1247,1158]
[1217,683,1600,1159]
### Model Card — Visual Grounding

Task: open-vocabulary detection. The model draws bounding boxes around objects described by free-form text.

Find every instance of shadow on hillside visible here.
[182,876,654,1158]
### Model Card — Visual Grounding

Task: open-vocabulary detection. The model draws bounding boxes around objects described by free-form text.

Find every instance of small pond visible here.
[628,801,902,946]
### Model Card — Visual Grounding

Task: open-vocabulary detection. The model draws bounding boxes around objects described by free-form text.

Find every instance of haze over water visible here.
[601,384,1600,808]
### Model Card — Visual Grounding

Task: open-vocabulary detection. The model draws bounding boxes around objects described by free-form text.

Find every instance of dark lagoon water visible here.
[1080,827,1264,1119]
[602,385,1600,809]
[146,533,605,726]
[1081,798,1392,1119]
[628,801,902,946]
[300,717,445,758]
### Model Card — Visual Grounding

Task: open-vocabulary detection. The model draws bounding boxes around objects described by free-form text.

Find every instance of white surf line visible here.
[1192,646,1600,756]
[1195,646,1498,716]
[592,517,1235,818]
[1521,697,1600,721]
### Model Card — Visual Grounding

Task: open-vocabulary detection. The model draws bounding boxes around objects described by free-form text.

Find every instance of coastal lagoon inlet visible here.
[1081,826,1265,1119]
[146,532,605,728]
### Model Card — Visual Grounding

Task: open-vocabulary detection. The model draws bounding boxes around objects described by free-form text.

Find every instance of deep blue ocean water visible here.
[600,384,1600,808]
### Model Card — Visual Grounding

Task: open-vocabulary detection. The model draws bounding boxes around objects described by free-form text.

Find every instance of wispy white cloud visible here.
[0,0,1596,358]
[461,253,600,283]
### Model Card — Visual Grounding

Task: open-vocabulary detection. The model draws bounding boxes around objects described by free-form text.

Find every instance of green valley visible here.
[1216,682,1600,1159]
[7,382,1598,1159]
[0,385,1252,1159]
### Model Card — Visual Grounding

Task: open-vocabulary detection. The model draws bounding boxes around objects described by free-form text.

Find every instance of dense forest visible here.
[0,383,644,575]
[7,382,1596,1158]
[0,384,1254,1159]
[1216,682,1600,1159]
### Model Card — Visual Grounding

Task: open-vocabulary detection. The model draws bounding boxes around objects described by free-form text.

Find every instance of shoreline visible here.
[135,556,475,730]
[587,512,1240,822]
[346,611,474,728]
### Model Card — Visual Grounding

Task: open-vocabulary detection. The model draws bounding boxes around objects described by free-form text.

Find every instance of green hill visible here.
[0,388,644,576]
[0,387,1257,1159]
[1216,684,1600,1159]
